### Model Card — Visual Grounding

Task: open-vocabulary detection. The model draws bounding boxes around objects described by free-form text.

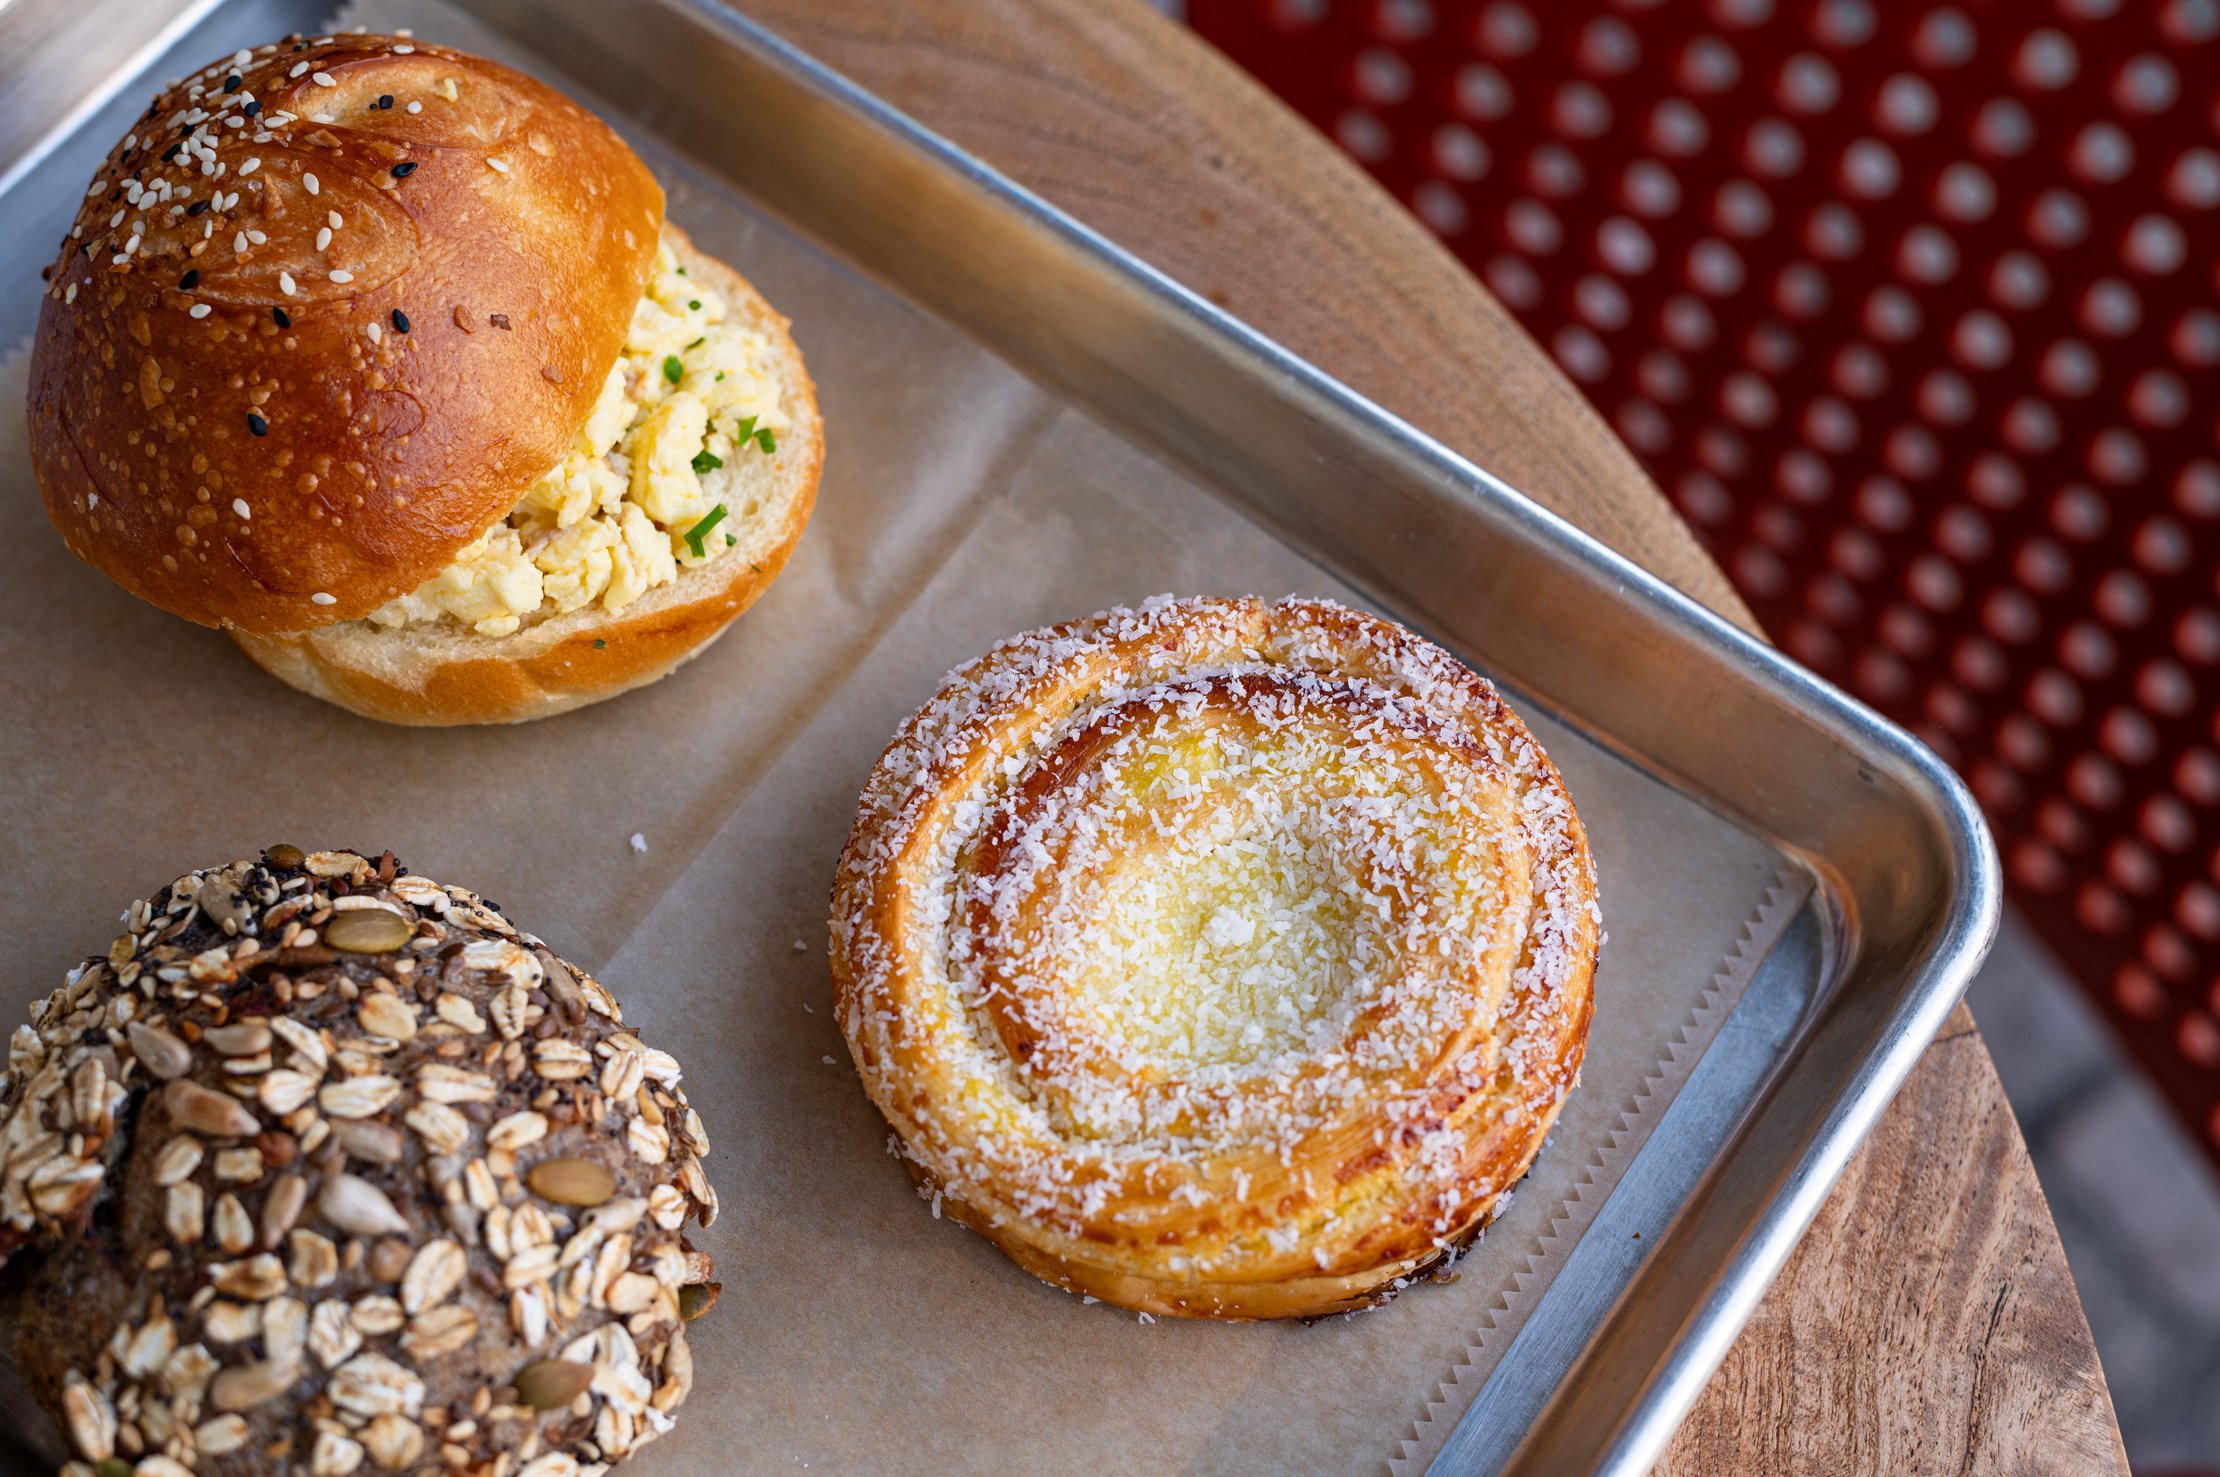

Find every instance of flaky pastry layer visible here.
[830,596,1599,1319]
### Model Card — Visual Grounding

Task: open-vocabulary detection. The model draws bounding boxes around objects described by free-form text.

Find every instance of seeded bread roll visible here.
[0,848,718,1476]
[29,32,821,726]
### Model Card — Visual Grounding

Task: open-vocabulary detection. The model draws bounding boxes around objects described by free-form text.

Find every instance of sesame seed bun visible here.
[30,33,665,637]
[230,227,822,726]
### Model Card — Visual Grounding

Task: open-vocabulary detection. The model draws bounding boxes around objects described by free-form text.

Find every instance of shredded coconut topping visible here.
[829,597,1601,1317]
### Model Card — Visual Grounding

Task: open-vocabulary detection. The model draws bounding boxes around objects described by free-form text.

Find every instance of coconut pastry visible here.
[830,596,1599,1319]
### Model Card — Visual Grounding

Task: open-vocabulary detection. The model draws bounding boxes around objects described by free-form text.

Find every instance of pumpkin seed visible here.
[524,1157,615,1207]
[513,1358,594,1410]
[679,1281,722,1321]
[325,908,413,954]
[263,844,306,870]
[127,1021,192,1080]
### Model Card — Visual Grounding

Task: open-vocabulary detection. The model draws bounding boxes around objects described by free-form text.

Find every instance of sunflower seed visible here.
[356,993,417,1042]
[213,1192,254,1253]
[525,1157,614,1208]
[319,1074,400,1120]
[204,1022,272,1056]
[401,1239,466,1314]
[330,1119,406,1163]
[513,1358,594,1410]
[260,1173,308,1249]
[210,1355,299,1411]
[320,1174,410,1237]
[127,1022,192,1080]
[164,1079,259,1138]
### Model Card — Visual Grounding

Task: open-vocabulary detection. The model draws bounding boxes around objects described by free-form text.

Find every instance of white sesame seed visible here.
[240,158,260,175]
[233,498,251,519]
[365,321,381,343]
[630,833,648,853]
[405,101,422,114]
[394,43,415,53]
[232,49,252,66]
[85,178,105,197]
[110,254,129,266]
[329,269,353,283]
[246,229,266,245]
[304,173,319,195]
[64,283,77,304]
[224,116,245,129]
[327,210,342,228]
[316,227,332,251]
[311,113,335,124]
[311,71,335,87]
[486,158,509,175]
[279,272,297,295]
[108,209,125,227]
[233,231,248,253]
[289,62,309,77]
[311,592,337,605]
[188,303,211,318]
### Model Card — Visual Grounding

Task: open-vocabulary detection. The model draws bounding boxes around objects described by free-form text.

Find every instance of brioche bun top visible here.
[29,32,664,635]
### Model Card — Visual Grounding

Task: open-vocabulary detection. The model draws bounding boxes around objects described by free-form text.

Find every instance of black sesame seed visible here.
[179,269,200,290]
[246,413,269,437]
[243,99,261,117]
[273,307,291,328]
[161,143,181,162]
[186,200,209,216]
[391,162,417,178]
[108,188,122,202]
[390,308,410,334]
[224,74,242,93]
[377,94,393,109]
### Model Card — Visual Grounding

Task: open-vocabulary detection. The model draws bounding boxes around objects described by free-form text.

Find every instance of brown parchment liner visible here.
[0,5,1809,1470]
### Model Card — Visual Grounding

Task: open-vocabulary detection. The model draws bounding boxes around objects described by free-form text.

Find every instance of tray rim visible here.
[0,3,2003,1472]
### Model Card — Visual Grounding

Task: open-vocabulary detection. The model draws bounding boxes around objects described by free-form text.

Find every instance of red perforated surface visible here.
[1189,0,2220,1160]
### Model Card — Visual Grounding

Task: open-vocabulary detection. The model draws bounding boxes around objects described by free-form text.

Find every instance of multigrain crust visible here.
[226,227,824,727]
[829,596,1600,1321]
[0,848,718,1476]
[28,33,664,635]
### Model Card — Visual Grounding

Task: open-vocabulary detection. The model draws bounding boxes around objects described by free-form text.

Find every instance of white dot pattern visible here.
[1195,0,2220,1152]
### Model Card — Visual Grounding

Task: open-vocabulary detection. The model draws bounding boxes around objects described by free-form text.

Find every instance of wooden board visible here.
[742,2,2131,1472]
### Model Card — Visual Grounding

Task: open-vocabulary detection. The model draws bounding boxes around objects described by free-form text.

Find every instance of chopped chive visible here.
[726,534,737,547]
[687,299,701,310]
[685,336,704,350]
[593,639,606,649]
[662,355,683,385]
[690,448,723,475]
[683,504,727,557]
[755,428,777,454]
[732,415,757,442]
[748,561,761,572]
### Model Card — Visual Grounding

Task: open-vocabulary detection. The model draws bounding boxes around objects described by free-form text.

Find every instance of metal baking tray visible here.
[0,1,1998,1472]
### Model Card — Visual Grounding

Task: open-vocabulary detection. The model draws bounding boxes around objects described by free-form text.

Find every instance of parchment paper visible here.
[0,7,1809,1470]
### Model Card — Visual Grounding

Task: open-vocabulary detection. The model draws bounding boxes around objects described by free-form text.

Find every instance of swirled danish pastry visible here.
[830,596,1598,1319]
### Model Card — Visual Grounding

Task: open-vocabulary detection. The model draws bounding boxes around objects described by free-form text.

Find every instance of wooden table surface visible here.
[742,1,2132,1471]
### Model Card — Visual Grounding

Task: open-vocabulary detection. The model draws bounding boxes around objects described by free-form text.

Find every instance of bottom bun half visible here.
[233,229,821,726]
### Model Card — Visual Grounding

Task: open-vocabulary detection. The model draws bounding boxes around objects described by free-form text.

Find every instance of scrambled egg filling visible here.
[368,236,789,638]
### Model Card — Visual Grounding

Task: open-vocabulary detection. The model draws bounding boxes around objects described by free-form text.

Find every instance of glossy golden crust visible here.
[28,32,664,634]
[829,596,1599,1320]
